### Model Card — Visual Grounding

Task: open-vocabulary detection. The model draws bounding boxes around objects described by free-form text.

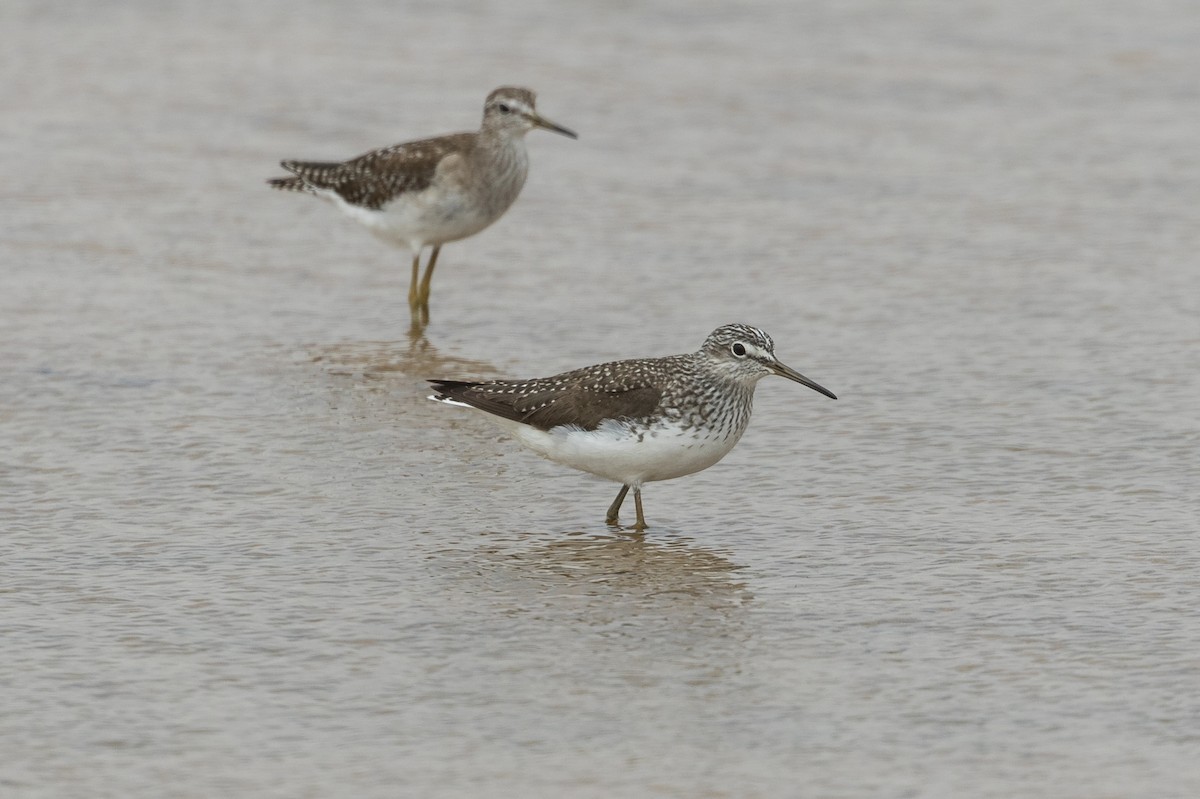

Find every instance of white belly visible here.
[320,187,499,250]
[500,417,745,487]
[315,144,529,251]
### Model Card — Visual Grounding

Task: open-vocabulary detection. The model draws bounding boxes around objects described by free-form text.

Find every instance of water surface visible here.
[3,1,1198,796]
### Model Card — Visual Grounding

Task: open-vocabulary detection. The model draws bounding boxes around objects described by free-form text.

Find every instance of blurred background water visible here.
[2,1,1198,796]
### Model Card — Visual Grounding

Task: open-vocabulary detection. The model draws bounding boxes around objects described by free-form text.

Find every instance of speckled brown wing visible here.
[430,360,668,432]
[270,132,474,210]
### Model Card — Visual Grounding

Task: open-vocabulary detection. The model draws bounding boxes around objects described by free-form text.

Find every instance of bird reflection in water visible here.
[474,531,752,608]
[308,329,500,382]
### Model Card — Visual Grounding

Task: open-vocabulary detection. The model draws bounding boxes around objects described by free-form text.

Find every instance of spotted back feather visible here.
[429,357,683,432]
[268,132,474,210]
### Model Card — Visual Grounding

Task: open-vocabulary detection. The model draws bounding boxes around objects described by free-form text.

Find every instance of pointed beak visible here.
[530,113,578,139]
[771,360,837,400]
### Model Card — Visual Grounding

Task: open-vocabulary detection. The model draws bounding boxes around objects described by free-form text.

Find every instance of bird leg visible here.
[606,485,647,531]
[417,245,441,325]
[606,484,630,525]
[408,252,422,318]
[633,487,647,531]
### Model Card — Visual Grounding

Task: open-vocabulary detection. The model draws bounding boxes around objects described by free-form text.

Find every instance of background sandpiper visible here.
[268,86,576,329]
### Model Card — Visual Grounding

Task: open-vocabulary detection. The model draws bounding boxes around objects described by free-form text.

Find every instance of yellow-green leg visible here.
[607,484,647,530]
[606,484,629,525]
[407,252,422,321]
[633,487,646,531]
[416,245,441,325]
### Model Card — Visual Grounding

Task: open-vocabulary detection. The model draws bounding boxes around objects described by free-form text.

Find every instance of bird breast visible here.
[462,139,530,218]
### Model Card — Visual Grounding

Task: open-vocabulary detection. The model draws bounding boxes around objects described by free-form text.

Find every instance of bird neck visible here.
[468,133,530,200]
[662,359,757,433]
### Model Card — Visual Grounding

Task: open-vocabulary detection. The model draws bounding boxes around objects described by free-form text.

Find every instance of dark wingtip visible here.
[266,174,306,190]
[427,378,481,399]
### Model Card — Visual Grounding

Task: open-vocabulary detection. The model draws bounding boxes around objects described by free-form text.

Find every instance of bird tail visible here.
[268,159,353,191]
[267,159,348,192]
[266,174,311,192]
[428,379,481,404]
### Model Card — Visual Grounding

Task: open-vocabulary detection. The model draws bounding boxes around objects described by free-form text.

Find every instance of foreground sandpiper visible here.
[268,87,576,328]
[429,324,837,530]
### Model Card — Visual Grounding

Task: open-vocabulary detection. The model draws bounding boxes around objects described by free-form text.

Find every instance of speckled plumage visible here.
[267,87,575,328]
[430,324,837,530]
[269,133,474,210]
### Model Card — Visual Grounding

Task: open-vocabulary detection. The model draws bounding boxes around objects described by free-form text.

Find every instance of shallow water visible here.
[3,1,1199,797]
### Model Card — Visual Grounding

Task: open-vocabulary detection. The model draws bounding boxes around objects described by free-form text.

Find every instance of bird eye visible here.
[497,103,512,114]
[731,343,747,357]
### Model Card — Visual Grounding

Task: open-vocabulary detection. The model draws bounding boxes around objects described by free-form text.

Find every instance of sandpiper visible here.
[268,87,576,328]
[429,324,837,530]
